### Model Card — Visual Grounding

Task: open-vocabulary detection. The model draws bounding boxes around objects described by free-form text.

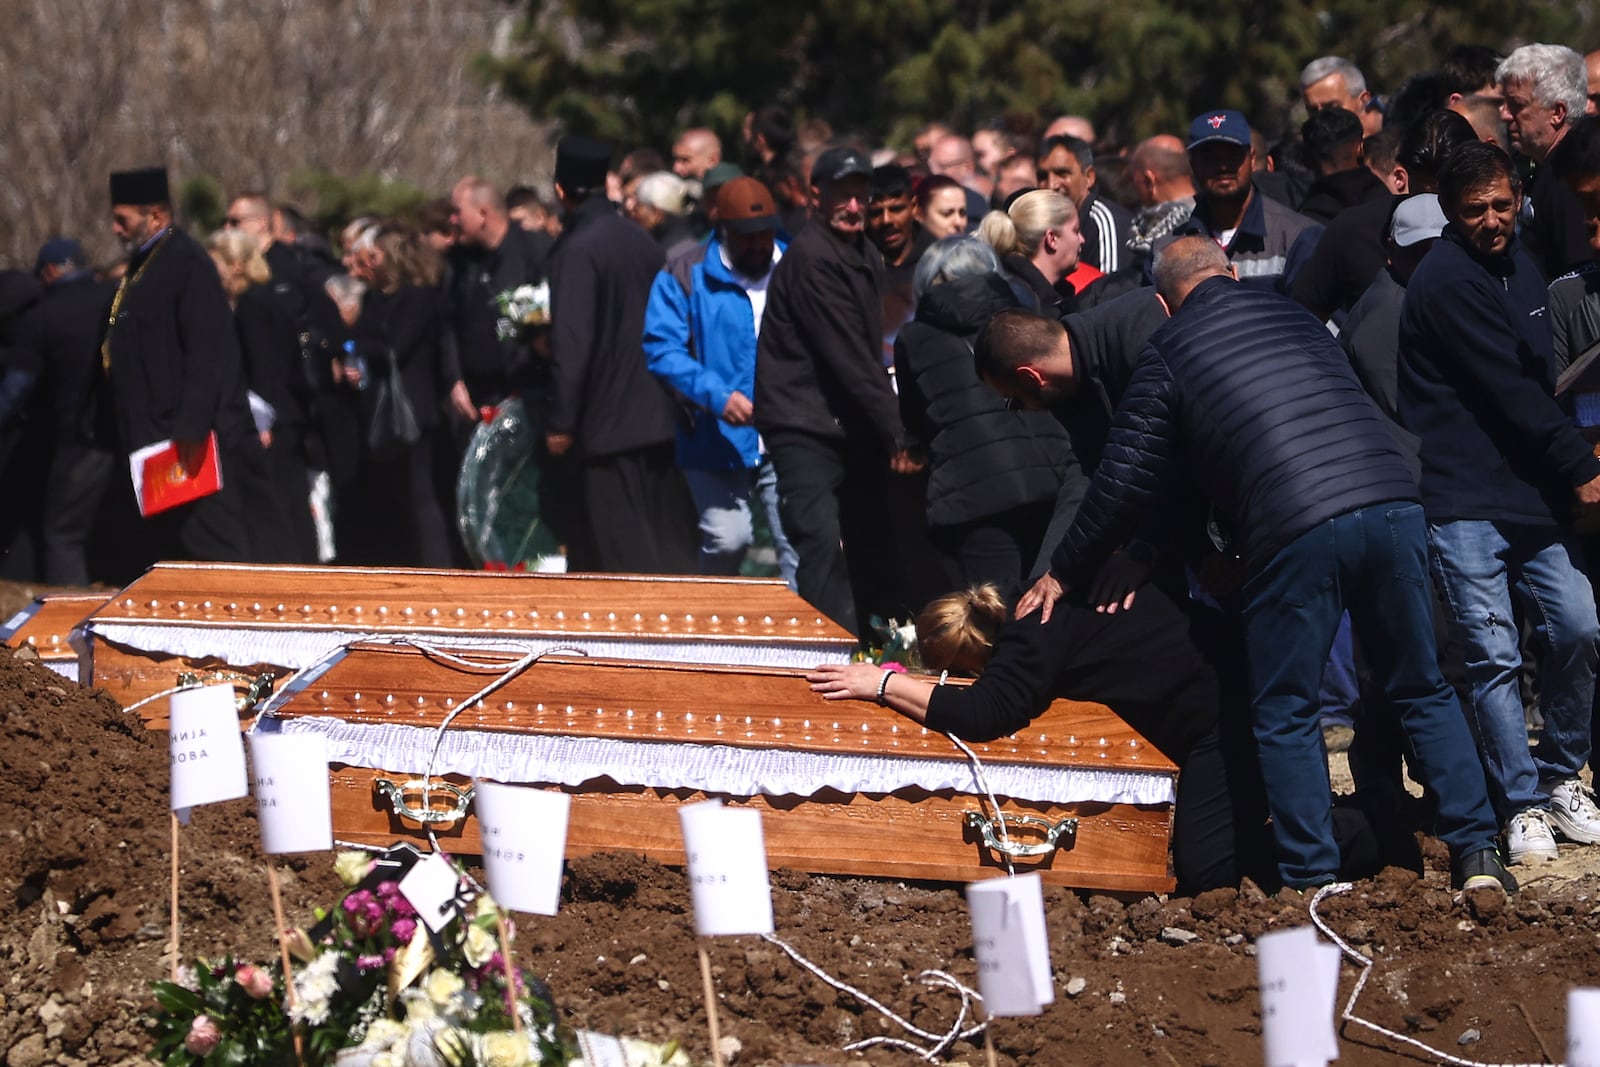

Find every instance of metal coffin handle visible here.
[964,810,1078,858]
[374,778,475,827]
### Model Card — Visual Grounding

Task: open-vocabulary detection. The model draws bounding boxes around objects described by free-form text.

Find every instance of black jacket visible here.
[1030,288,1169,577]
[13,273,116,448]
[894,273,1070,527]
[548,195,676,457]
[103,226,258,452]
[1290,193,1396,323]
[1525,144,1593,283]
[1399,227,1600,525]
[1050,276,1416,584]
[448,225,555,405]
[236,283,310,432]
[1296,166,1390,226]
[352,285,453,433]
[755,221,902,451]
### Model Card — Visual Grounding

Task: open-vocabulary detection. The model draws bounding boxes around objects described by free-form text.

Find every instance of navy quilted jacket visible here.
[1049,276,1416,586]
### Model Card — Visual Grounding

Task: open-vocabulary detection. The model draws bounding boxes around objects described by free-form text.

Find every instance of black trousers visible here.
[41,444,114,585]
[579,442,698,574]
[766,429,900,639]
[930,500,1056,606]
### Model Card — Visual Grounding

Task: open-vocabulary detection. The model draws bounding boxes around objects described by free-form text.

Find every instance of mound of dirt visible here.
[1,631,1598,1066]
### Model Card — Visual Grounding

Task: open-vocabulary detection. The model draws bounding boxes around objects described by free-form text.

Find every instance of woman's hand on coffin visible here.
[806,662,883,701]
[1015,570,1064,622]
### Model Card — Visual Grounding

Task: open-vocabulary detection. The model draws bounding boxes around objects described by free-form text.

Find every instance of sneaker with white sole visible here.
[1506,808,1559,865]
[1546,778,1600,844]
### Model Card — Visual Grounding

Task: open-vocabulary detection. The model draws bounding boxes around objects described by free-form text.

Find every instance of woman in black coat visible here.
[893,236,1072,602]
[343,223,456,567]
[808,581,1274,896]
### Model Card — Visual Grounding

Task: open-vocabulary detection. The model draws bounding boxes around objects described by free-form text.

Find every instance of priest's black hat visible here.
[554,136,612,193]
[110,167,171,206]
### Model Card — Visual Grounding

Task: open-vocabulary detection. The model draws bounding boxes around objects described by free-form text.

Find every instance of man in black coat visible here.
[1017,235,1511,895]
[103,166,265,563]
[546,137,697,574]
[12,239,117,583]
[756,146,919,637]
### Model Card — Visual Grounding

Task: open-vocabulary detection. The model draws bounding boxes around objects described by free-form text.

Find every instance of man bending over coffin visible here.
[808,579,1271,895]
[1005,235,1513,896]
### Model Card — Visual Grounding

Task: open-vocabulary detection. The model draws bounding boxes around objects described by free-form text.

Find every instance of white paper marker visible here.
[1257,925,1339,1067]
[967,874,1053,1017]
[677,800,774,937]
[169,684,248,810]
[474,780,570,916]
[1571,988,1600,1067]
[399,850,464,933]
[247,732,332,854]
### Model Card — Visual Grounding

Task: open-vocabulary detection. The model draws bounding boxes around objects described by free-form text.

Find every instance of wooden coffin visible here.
[259,642,1178,893]
[0,593,109,682]
[82,563,856,724]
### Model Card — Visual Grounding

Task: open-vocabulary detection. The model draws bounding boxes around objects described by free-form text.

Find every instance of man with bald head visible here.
[1125,134,1196,266]
[448,174,554,411]
[928,133,990,226]
[1019,233,1511,896]
[672,128,722,182]
[1043,115,1097,146]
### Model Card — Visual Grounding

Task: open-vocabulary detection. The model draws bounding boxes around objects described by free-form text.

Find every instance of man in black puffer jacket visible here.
[1011,234,1511,895]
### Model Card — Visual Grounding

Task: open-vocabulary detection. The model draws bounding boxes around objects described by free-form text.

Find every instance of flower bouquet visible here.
[493,284,551,342]
[148,846,568,1066]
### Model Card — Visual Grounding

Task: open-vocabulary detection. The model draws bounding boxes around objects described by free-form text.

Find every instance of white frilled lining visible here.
[259,714,1176,807]
[84,623,849,671]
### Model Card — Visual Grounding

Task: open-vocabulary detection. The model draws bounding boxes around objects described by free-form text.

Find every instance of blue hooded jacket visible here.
[642,236,784,471]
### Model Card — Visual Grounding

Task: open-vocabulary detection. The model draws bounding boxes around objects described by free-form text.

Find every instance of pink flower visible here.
[881,661,908,673]
[234,964,273,999]
[185,1015,222,1055]
[355,953,385,972]
[391,917,417,944]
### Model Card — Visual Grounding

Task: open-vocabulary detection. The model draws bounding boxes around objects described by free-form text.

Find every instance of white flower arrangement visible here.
[494,284,551,342]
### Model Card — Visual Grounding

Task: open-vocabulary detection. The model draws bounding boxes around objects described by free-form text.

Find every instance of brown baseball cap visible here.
[716,177,779,234]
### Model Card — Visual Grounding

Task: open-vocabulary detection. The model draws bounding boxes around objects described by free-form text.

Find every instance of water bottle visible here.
[343,340,369,391]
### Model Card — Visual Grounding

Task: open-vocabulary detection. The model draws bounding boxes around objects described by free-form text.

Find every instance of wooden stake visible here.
[169,812,181,981]
[496,910,523,1035]
[983,1026,999,1067]
[265,865,307,1067]
[698,941,726,1067]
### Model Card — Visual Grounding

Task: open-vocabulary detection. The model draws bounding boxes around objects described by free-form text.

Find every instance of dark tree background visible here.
[480,0,1597,151]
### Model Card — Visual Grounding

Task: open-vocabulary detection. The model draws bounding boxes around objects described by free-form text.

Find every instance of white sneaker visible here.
[1547,779,1600,845]
[1506,809,1559,865]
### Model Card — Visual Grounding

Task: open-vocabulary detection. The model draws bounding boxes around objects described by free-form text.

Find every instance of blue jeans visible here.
[1427,520,1598,817]
[682,459,799,588]
[1241,502,1499,887]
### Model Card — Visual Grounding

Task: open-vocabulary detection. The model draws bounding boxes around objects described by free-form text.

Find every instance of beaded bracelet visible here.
[875,669,893,705]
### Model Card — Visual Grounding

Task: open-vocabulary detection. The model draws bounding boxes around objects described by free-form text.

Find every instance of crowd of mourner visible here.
[6,41,1600,899]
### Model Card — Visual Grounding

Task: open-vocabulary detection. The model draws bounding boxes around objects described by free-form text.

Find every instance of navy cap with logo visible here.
[1187,110,1252,151]
[812,146,873,184]
[34,236,84,274]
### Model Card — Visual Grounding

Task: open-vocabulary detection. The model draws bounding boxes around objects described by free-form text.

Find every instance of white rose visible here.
[361,1019,410,1050]
[423,968,466,1007]
[334,850,374,887]
[463,923,498,968]
[478,1030,532,1067]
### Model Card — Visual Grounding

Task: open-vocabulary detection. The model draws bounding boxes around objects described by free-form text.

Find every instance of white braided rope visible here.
[762,934,985,1060]
[1308,882,1556,1067]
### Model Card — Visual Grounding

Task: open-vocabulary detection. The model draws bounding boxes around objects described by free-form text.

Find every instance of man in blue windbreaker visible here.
[642,177,796,582]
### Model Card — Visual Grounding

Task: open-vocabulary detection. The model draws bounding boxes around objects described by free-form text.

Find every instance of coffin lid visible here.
[264,641,1174,774]
[90,563,855,646]
[1,593,108,657]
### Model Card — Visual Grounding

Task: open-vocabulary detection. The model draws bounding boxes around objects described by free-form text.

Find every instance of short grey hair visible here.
[1498,44,1588,123]
[912,235,1000,303]
[1300,56,1367,95]
[634,171,691,215]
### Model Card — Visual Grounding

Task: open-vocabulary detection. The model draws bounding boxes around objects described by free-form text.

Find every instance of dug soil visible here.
[2,582,1599,1066]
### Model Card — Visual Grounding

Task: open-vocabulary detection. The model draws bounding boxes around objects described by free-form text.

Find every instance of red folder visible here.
[129,432,224,517]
